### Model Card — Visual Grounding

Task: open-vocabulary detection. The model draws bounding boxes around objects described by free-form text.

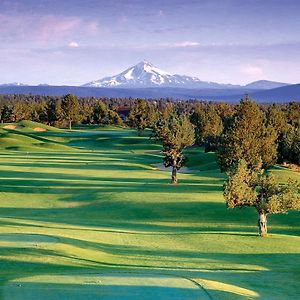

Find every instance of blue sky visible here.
[0,0,299,85]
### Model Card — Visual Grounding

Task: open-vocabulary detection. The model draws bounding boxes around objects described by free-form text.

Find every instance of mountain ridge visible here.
[0,84,299,103]
[1,61,291,91]
[82,60,290,90]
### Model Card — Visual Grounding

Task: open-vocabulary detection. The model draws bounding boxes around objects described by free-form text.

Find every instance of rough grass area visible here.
[0,123,299,300]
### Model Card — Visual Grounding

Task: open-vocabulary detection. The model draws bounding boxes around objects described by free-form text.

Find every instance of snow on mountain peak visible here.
[82,61,238,89]
[132,60,171,76]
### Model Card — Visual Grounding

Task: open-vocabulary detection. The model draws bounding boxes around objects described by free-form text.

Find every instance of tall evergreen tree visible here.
[81,101,93,124]
[190,104,223,151]
[286,102,300,127]
[61,94,80,130]
[12,101,32,122]
[190,103,205,145]
[280,126,300,165]
[266,104,287,134]
[201,106,223,152]
[1,104,13,123]
[127,99,158,135]
[92,100,108,124]
[46,98,58,125]
[218,97,277,172]
[127,99,148,135]
[107,109,124,126]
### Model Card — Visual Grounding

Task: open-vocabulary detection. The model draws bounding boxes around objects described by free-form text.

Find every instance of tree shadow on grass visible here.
[1,236,300,299]
[0,164,297,236]
[3,282,209,300]
[0,168,224,198]
[0,200,244,230]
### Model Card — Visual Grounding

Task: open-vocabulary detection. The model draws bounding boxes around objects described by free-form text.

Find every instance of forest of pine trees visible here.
[0,93,299,166]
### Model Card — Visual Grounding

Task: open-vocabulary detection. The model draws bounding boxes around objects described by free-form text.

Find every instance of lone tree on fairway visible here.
[224,160,300,237]
[153,110,195,184]
[61,94,80,130]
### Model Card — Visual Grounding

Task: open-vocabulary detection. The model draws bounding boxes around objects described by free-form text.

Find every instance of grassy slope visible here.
[0,123,299,299]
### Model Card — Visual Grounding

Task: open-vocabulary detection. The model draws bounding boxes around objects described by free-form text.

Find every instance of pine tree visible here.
[61,94,80,130]
[12,101,32,122]
[92,100,108,124]
[286,102,300,127]
[1,104,13,123]
[190,103,205,145]
[218,97,277,172]
[127,99,158,135]
[81,101,93,124]
[224,160,300,236]
[153,110,195,184]
[107,109,123,126]
[281,126,300,165]
[266,104,287,134]
[202,106,223,152]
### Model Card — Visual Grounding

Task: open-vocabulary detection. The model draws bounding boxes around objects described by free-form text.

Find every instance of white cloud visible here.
[241,64,264,77]
[176,41,200,47]
[68,41,79,48]
[159,41,200,48]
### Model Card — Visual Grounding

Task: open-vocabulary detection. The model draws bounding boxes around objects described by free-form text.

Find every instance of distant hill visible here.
[0,84,299,103]
[244,80,290,90]
[249,83,300,102]
[0,61,294,102]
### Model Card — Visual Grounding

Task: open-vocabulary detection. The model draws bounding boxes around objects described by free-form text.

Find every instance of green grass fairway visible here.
[0,122,299,299]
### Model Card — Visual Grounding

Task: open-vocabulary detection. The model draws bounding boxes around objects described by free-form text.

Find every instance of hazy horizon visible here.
[1,0,299,86]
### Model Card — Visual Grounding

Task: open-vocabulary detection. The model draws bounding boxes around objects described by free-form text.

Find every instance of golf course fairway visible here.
[0,121,299,299]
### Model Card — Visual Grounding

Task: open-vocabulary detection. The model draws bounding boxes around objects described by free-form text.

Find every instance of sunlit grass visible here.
[0,122,299,299]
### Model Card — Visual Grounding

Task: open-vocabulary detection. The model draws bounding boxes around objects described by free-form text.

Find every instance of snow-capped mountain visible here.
[82,61,239,89]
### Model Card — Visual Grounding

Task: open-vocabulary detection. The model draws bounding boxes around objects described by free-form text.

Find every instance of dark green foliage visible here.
[224,159,300,236]
[218,97,277,172]
[224,160,257,209]
[0,104,13,122]
[266,104,287,134]
[280,125,300,165]
[80,101,93,124]
[286,102,300,127]
[12,101,32,122]
[190,104,223,151]
[45,98,58,125]
[153,109,195,183]
[92,100,108,124]
[202,106,223,152]
[127,99,158,134]
[107,109,123,126]
[190,103,205,145]
[61,94,80,130]
[213,102,235,125]
[127,99,148,134]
